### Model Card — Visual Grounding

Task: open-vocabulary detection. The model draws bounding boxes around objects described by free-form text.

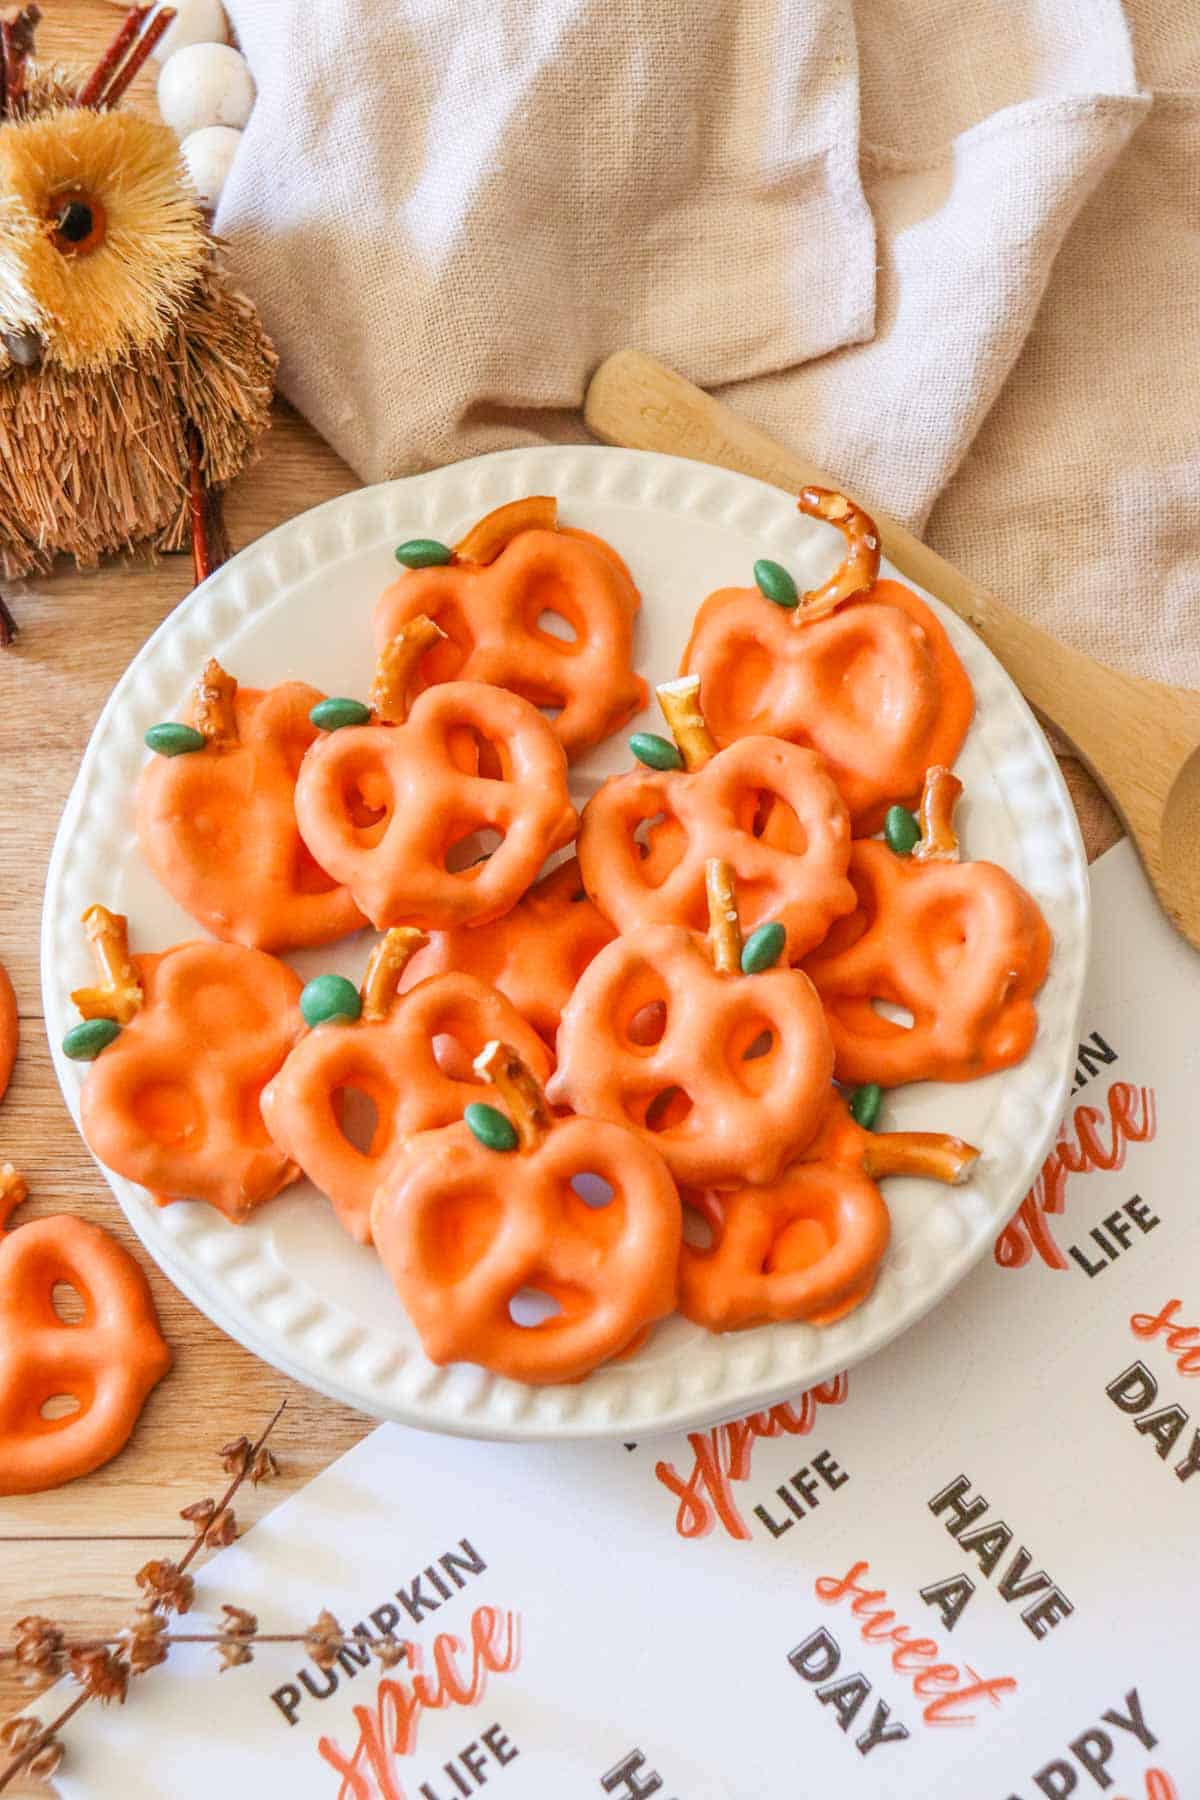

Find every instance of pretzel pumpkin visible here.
[294,616,577,931]
[70,908,305,1221]
[579,676,855,957]
[375,496,648,760]
[136,661,366,952]
[371,1041,680,1384]
[397,857,614,1047]
[549,861,834,1188]
[262,929,553,1244]
[678,1095,978,1331]
[680,490,973,834]
[0,1165,171,1495]
[0,960,16,1104]
[803,772,1051,1086]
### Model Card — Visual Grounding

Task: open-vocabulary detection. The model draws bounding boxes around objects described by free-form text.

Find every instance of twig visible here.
[76,5,151,108]
[97,6,174,109]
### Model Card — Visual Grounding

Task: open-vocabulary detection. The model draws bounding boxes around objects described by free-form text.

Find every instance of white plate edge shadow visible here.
[40,445,1091,1441]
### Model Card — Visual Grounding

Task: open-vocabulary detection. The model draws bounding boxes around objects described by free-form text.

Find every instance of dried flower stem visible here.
[0,1401,287,1794]
[0,596,16,648]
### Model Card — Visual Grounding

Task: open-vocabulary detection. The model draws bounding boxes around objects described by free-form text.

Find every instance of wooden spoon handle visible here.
[582,351,1178,795]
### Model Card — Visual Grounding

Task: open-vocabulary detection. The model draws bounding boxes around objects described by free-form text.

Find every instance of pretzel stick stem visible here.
[193,657,238,747]
[656,676,717,771]
[454,495,557,565]
[70,904,143,1023]
[794,487,881,625]
[912,765,963,863]
[474,1039,553,1152]
[705,857,742,975]
[359,927,427,1021]
[861,1132,979,1186]
[371,614,446,725]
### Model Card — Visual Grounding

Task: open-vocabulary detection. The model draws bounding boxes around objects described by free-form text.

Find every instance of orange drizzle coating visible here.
[679,1162,890,1331]
[262,969,553,1246]
[0,1169,171,1495]
[0,962,16,1104]
[371,1111,680,1385]
[579,733,855,959]
[293,678,577,932]
[679,1093,978,1333]
[137,676,366,953]
[681,578,974,834]
[374,502,648,760]
[548,922,834,1189]
[398,857,614,1047]
[803,839,1052,1087]
[79,941,305,1221]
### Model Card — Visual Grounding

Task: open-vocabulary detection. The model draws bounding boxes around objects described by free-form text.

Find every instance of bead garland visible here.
[139,1,254,210]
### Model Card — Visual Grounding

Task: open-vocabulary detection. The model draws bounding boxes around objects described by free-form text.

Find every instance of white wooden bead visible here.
[157,42,254,137]
[181,124,242,209]
[150,0,229,60]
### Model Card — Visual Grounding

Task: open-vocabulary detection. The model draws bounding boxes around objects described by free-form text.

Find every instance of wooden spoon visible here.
[584,350,1200,952]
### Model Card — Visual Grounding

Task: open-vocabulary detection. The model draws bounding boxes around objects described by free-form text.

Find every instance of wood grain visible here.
[0,9,376,1777]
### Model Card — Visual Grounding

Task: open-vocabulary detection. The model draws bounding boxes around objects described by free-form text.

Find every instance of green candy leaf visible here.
[740,921,787,974]
[144,722,206,758]
[394,538,453,569]
[465,1102,518,1153]
[309,697,371,733]
[849,1083,884,1131]
[300,973,362,1029]
[629,732,684,772]
[63,1018,121,1061]
[884,805,921,857]
[753,559,799,608]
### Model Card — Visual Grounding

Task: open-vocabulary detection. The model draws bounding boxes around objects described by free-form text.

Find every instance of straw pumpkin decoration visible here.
[0,6,276,645]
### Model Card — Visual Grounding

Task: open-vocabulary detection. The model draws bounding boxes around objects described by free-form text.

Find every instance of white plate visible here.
[42,447,1090,1439]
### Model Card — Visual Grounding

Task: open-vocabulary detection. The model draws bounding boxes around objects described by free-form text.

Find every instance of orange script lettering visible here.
[654,1376,848,1541]
[1130,1298,1200,1375]
[317,1605,521,1800]
[995,1081,1156,1272]
[815,1559,1017,1727]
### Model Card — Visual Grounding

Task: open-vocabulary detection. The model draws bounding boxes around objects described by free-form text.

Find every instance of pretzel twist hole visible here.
[192,657,238,748]
[860,1131,979,1185]
[359,927,428,1022]
[705,858,742,975]
[912,765,963,863]
[70,904,143,1024]
[371,614,447,725]
[656,675,717,771]
[454,496,558,566]
[794,487,882,624]
[474,1039,553,1152]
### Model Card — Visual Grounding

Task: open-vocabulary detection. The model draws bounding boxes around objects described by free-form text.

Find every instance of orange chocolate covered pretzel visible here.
[397,857,614,1047]
[375,496,648,760]
[549,861,834,1188]
[579,677,855,958]
[0,1165,171,1495]
[372,1041,680,1384]
[803,773,1051,1086]
[72,909,305,1221]
[678,1095,978,1332]
[680,490,973,833]
[0,961,16,1104]
[294,617,577,931]
[262,929,553,1244]
[137,661,366,952]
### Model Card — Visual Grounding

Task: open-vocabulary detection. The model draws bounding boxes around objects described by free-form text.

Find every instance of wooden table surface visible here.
[0,4,1121,1788]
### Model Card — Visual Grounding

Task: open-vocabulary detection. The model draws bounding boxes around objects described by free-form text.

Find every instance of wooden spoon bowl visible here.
[584,350,1200,951]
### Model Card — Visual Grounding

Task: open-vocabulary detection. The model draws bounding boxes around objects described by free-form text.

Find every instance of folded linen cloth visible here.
[220,0,1200,688]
